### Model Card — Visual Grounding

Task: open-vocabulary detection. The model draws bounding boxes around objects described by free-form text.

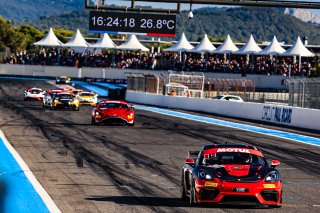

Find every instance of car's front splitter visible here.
[194,179,282,205]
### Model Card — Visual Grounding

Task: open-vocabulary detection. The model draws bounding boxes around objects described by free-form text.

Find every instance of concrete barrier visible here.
[0,64,306,89]
[126,91,320,131]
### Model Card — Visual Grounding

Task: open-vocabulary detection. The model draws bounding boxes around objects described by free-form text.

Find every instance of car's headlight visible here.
[95,112,100,116]
[126,113,133,117]
[265,171,280,182]
[198,169,213,180]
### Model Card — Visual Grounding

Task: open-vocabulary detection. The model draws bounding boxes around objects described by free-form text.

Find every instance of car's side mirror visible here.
[129,104,135,109]
[271,160,280,167]
[185,158,195,164]
[68,78,71,81]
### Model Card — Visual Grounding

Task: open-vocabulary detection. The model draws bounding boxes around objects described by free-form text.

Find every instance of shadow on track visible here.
[85,195,268,209]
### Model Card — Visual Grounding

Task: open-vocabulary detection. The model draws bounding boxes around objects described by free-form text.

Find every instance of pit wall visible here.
[0,64,304,89]
[126,91,320,131]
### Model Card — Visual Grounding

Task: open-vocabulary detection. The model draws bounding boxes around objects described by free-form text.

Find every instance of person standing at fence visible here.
[169,90,177,96]
[185,90,191,97]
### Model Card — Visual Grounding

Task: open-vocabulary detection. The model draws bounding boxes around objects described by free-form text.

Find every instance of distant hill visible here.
[18,7,320,44]
[0,0,82,21]
[178,7,320,44]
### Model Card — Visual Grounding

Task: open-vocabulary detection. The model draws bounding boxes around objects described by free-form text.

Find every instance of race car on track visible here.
[24,88,45,101]
[212,95,244,102]
[50,92,79,111]
[181,144,282,208]
[91,100,134,126]
[42,89,64,108]
[76,91,98,106]
[56,76,71,84]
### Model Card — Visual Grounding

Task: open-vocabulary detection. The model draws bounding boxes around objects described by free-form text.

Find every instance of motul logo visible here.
[217,148,250,153]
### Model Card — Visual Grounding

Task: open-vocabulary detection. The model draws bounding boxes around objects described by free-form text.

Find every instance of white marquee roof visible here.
[258,36,286,55]
[62,29,89,48]
[89,33,117,49]
[163,33,194,52]
[188,34,216,53]
[282,36,314,57]
[34,28,63,47]
[211,34,238,54]
[117,34,149,51]
[235,35,262,54]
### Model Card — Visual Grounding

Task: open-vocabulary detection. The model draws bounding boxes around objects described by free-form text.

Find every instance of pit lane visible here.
[0,78,319,213]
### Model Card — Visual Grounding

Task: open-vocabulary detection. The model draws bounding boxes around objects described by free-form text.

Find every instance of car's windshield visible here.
[99,103,128,109]
[79,93,94,97]
[201,152,266,166]
[212,96,223,99]
[31,89,42,94]
[58,94,73,99]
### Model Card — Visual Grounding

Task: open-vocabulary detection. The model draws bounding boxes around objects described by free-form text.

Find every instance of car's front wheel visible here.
[127,121,135,126]
[189,181,197,206]
[91,117,98,125]
[181,173,188,200]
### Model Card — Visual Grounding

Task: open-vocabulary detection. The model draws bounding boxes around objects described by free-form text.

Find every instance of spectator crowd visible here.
[2,48,319,77]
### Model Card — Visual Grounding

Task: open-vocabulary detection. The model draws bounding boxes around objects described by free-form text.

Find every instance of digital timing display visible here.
[89,11,176,37]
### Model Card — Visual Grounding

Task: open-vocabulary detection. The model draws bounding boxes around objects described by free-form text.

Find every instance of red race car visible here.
[91,100,135,126]
[181,144,282,208]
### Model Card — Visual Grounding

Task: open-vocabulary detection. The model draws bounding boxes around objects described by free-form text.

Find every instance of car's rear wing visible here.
[188,151,199,158]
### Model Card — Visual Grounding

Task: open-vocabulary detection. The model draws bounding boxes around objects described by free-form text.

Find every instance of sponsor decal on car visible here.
[217,148,251,153]
[204,182,218,187]
[263,184,276,188]
[203,148,264,158]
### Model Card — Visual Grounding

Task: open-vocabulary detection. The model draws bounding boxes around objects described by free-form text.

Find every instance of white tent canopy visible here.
[163,33,194,52]
[34,28,63,47]
[89,33,117,49]
[258,36,286,55]
[62,29,89,48]
[235,35,262,54]
[282,36,314,57]
[188,34,216,53]
[211,34,238,54]
[117,34,149,51]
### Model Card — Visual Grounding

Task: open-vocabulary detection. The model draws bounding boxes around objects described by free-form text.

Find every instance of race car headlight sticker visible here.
[95,112,100,116]
[198,169,213,180]
[204,182,218,187]
[263,184,276,188]
[126,113,133,118]
[265,171,280,182]
[54,99,59,102]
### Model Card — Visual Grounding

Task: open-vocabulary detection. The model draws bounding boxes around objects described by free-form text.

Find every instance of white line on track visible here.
[0,130,61,213]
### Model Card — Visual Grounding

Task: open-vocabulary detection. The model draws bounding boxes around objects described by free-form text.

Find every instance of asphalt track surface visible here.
[0,79,320,213]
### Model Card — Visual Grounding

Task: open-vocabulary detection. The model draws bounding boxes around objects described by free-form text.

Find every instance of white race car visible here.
[76,91,98,106]
[24,88,45,101]
[212,95,244,102]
